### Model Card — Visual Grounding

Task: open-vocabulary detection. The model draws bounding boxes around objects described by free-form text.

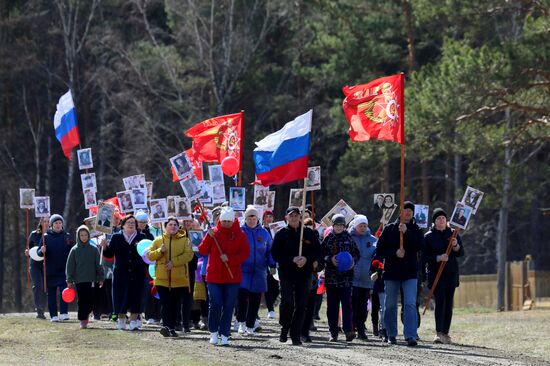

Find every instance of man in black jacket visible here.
[377,201,423,346]
[271,207,321,345]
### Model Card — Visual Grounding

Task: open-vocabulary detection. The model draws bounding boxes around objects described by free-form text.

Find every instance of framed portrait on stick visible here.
[117,190,134,213]
[414,204,429,228]
[461,186,484,214]
[131,188,148,209]
[449,201,473,230]
[188,230,204,252]
[320,199,357,227]
[289,188,305,208]
[305,166,321,191]
[170,152,194,180]
[95,202,115,234]
[83,188,97,209]
[253,185,269,208]
[229,187,246,211]
[208,164,224,184]
[150,198,167,223]
[166,196,179,217]
[175,197,192,220]
[84,216,102,238]
[34,196,50,217]
[81,173,97,190]
[20,188,35,209]
[180,175,203,200]
[77,148,93,170]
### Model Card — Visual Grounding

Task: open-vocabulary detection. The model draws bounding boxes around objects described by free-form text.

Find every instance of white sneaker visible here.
[246,327,255,336]
[267,311,275,319]
[117,319,127,330]
[50,316,59,322]
[60,313,70,321]
[136,319,143,329]
[237,322,246,334]
[220,335,229,346]
[209,332,219,345]
[232,319,239,332]
[147,318,157,325]
[253,319,261,331]
[129,320,140,331]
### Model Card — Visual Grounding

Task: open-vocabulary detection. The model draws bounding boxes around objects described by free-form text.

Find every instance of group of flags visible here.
[53,73,405,188]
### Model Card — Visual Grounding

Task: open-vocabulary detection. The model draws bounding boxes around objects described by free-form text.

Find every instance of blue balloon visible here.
[137,239,153,256]
[148,263,155,279]
[336,251,353,272]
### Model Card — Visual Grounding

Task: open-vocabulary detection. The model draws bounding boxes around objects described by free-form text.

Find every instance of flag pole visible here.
[298,179,307,256]
[25,209,30,289]
[41,219,47,293]
[399,144,405,250]
[238,110,244,187]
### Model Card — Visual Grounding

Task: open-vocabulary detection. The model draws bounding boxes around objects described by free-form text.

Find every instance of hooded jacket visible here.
[66,225,104,284]
[148,230,194,288]
[198,219,249,284]
[349,226,377,288]
[240,223,276,293]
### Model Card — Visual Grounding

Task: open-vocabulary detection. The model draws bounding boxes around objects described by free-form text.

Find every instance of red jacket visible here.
[199,220,249,284]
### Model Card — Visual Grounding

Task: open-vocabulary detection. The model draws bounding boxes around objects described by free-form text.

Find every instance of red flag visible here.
[171,149,203,182]
[342,74,404,145]
[185,112,243,171]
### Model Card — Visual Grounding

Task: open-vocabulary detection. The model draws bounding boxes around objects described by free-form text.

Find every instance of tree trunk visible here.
[13,197,22,311]
[496,108,512,311]
[421,160,430,203]
[445,155,453,205]
[0,193,5,311]
[63,155,75,225]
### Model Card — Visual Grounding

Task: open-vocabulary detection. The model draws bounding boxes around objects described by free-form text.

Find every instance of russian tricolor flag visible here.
[53,90,80,159]
[253,110,312,186]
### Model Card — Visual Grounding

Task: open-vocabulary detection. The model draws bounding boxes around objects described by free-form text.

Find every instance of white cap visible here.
[244,205,259,218]
[219,207,235,222]
[353,214,368,227]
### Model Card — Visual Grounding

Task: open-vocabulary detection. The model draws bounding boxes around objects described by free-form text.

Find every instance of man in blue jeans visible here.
[377,201,423,346]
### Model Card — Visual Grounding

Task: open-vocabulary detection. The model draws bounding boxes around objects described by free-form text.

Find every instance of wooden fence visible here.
[453,265,550,310]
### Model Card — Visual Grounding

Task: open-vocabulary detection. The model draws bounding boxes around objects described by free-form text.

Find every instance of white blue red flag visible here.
[53,90,80,159]
[253,110,312,186]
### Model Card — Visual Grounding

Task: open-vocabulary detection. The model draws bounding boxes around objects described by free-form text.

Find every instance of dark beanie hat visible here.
[432,208,447,222]
[332,214,346,226]
[403,201,415,211]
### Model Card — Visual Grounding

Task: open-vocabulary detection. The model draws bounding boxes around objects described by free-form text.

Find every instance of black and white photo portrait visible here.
[170,152,193,180]
[131,188,148,209]
[34,196,50,217]
[175,197,192,219]
[305,166,321,191]
[229,187,246,211]
[117,190,134,213]
[209,164,224,184]
[77,148,93,170]
[461,186,484,214]
[84,188,97,209]
[150,198,167,223]
[450,201,473,230]
[20,188,35,209]
[81,173,97,190]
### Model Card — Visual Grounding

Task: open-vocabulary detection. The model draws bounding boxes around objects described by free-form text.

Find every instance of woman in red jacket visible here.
[199,207,249,346]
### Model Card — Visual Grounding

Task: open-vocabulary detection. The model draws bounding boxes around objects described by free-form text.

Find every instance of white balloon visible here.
[29,246,43,261]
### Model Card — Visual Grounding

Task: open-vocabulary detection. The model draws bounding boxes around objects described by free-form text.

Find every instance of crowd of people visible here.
[24,200,464,347]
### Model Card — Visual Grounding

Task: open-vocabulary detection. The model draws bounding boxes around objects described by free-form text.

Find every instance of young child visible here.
[66,225,104,329]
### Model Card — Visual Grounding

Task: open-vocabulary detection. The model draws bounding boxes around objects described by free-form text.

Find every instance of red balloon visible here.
[62,287,76,303]
[221,156,239,176]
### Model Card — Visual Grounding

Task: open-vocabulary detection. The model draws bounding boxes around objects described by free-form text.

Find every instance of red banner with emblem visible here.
[185,112,243,171]
[342,74,404,145]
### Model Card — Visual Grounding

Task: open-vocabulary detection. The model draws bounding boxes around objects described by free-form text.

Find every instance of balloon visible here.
[62,287,76,303]
[136,239,152,257]
[148,263,155,279]
[141,248,154,265]
[335,251,353,272]
[29,246,43,262]
[221,156,239,176]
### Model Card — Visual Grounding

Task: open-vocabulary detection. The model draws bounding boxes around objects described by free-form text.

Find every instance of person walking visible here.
[423,208,464,344]
[24,218,49,319]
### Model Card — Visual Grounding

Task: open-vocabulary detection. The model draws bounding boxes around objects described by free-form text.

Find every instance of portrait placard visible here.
[170,152,194,180]
[253,185,270,208]
[175,197,192,220]
[320,199,357,227]
[20,188,35,209]
[34,196,50,217]
[380,204,398,225]
[81,173,97,190]
[212,183,226,204]
[414,204,429,228]
[199,180,214,207]
[461,186,484,214]
[83,188,97,209]
[449,201,473,230]
[180,175,202,200]
[208,165,224,184]
[289,189,305,208]
[266,191,276,211]
[117,190,134,213]
[150,198,167,223]
[77,148,93,170]
[95,203,115,234]
[166,196,179,217]
[305,166,321,191]
[269,221,286,238]
[146,181,153,200]
[229,187,246,211]
[188,230,204,252]
[84,216,102,238]
[131,188,148,209]
[373,193,395,210]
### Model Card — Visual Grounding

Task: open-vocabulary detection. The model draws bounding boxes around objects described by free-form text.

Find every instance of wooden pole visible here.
[422,228,460,315]
[195,200,234,279]
[310,191,315,221]
[298,179,307,256]
[41,219,47,293]
[168,235,172,291]
[25,209,30,289]
[399,144,405,250]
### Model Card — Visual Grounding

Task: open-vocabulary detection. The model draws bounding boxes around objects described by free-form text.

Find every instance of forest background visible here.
[0,0,548,311]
